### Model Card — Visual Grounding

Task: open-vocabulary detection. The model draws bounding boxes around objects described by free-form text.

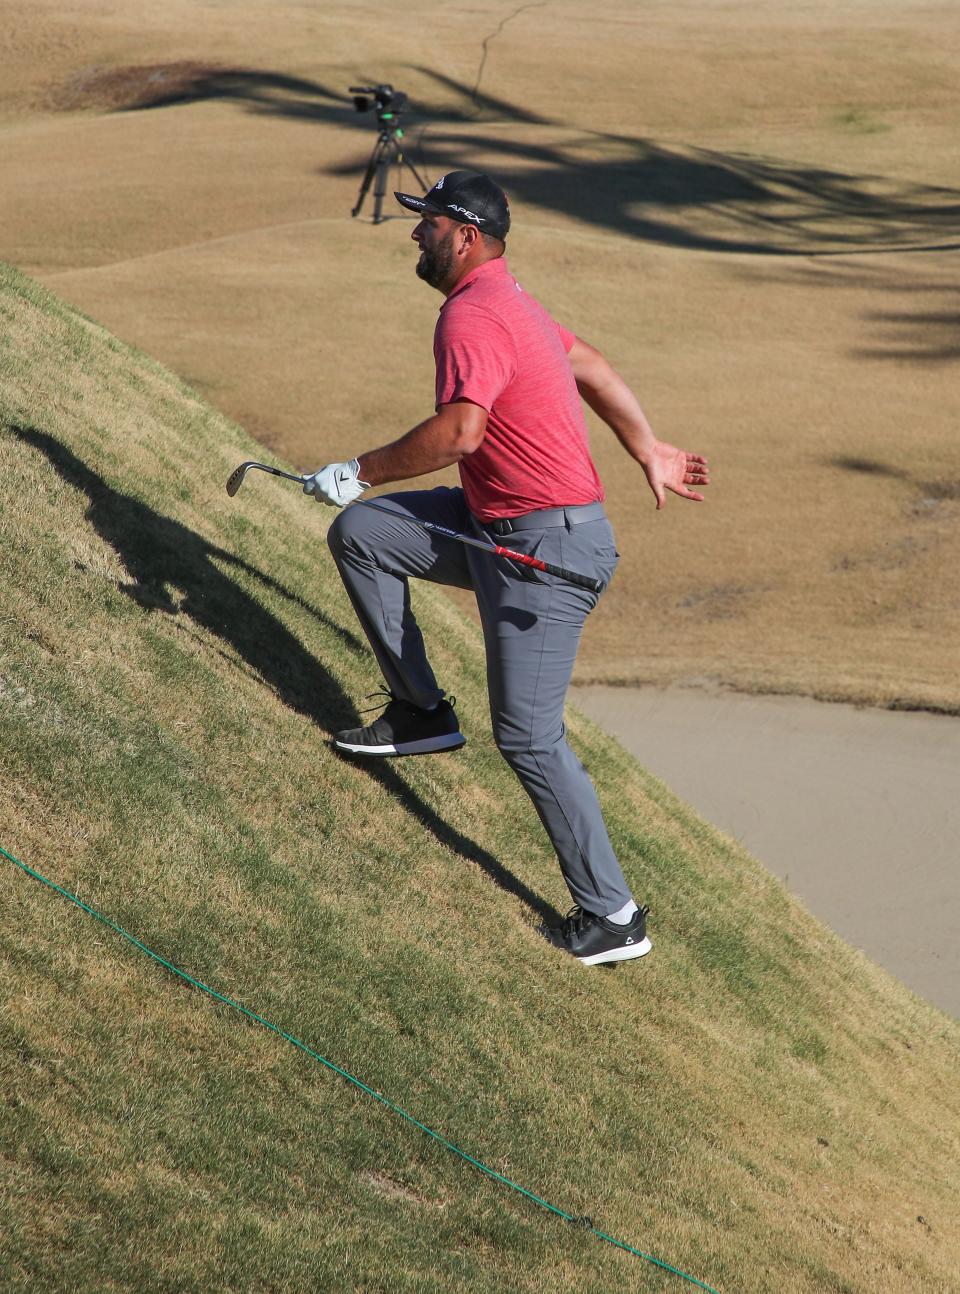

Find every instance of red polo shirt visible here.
[433,257,604,521]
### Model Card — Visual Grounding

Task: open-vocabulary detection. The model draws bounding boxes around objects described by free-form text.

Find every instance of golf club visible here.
[358,501,605,593]
[225,461,604,592]
[225,460,306,497]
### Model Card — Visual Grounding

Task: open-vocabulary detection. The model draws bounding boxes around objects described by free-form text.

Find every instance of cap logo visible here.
[435,174,446,189]
[447,203,485,223]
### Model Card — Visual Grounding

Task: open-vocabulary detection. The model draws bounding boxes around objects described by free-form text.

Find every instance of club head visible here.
[226,461,306,497]
[225,462,253,496]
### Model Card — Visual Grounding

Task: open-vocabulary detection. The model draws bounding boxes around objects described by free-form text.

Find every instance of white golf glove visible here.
[302,458,369,507]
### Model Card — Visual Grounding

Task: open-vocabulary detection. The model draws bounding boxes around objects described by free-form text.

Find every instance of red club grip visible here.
[493,545,603,593]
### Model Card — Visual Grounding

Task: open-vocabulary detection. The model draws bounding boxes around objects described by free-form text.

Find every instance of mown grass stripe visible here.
[2,841,720,1293]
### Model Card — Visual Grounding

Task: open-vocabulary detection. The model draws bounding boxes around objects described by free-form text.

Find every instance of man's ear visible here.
[458,223,480,252]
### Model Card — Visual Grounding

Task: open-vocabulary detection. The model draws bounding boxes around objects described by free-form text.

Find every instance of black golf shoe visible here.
[334,694,466,757]
[540,904,652,965]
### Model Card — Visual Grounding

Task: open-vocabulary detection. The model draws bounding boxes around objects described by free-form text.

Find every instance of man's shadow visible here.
[361,757,561,926]
[13,424,359,727]
[13,425,559,925]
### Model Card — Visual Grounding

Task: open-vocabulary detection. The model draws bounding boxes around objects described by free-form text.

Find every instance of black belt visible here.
[484,502,607,536]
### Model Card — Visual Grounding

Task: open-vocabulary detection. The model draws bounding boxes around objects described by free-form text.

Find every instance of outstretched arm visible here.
[568,337,709,509]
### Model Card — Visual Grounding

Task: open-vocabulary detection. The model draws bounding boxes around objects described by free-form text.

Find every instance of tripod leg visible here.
[389,128,429,196]
[401,153,429,191]
[373,146,391,224]
[352,138,386,218]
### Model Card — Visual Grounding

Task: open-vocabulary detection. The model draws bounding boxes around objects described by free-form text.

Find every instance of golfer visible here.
[305,170,709,964]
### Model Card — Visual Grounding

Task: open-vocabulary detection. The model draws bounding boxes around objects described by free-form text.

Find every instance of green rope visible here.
[2,841,721,1293]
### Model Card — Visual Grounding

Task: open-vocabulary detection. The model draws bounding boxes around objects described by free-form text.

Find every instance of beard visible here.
[415,230,455,287]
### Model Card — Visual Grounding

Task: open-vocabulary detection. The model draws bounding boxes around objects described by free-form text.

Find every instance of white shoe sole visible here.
[334,733,467,756]
[578,936,652,966]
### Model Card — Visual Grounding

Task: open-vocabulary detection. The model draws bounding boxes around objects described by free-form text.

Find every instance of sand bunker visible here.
[572,684,960,1019]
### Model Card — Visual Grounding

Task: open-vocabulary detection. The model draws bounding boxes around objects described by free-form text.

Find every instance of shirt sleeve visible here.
[555,320,577,353]
[434,303,518,412]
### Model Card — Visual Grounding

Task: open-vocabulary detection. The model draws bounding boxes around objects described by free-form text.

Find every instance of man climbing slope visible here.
[304,171,709,964]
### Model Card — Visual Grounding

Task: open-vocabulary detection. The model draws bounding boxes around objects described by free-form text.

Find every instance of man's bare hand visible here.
[642,442,710,509]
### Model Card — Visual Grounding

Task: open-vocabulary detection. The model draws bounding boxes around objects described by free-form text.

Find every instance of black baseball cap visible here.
[395,170,510,241]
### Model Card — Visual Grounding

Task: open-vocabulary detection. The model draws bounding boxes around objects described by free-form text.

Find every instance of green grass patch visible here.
[833,107,892,134]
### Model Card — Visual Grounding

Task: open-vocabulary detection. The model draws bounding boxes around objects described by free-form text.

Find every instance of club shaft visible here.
[254,465,305,486]
[357,502,604,593]
[225,465,604,592]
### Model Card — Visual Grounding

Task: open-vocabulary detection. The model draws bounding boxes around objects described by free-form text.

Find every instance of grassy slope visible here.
[1,265,959,1294]
[2,0,960,710]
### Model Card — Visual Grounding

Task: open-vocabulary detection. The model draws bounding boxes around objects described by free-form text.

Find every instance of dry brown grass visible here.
[2,0,959,710]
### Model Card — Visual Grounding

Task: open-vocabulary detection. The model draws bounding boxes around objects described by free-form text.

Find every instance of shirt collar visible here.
[443,255,510,305]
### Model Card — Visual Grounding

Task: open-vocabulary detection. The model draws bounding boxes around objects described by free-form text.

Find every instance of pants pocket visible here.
[480,524,550,584]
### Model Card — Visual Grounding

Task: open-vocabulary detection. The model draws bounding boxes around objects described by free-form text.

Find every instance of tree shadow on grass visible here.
[11,424,557,922]
[856,284,960,364]
[827,455,960,503]
[755,261,960,366]
[371,122,960,256]
[829,456,911,479]
[57,60,960,257]
[53,63,350,119]
[69,61,546,127]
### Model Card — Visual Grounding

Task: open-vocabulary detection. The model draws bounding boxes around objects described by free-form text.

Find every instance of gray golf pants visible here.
[327,487,635,917]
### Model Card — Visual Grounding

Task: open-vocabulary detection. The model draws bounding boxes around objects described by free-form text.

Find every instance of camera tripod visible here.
[351,119,428,224]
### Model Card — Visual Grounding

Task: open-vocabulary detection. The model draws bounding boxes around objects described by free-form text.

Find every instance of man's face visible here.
[412,213,458,290]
